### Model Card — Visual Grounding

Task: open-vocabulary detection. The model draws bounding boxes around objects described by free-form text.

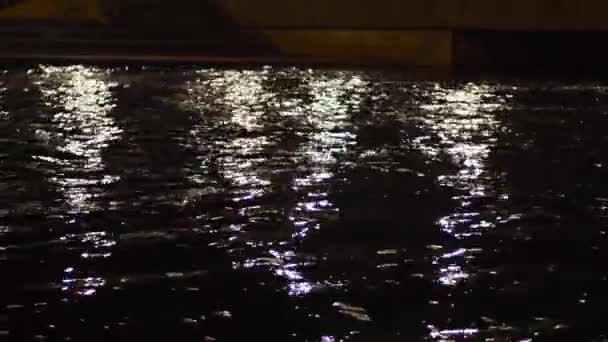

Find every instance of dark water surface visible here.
[3,65,608,341]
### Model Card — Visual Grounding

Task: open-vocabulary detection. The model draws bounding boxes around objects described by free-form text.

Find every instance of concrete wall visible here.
[260,30,452,66]
[0,0,101,20]
[217,0,608,31]
[3,0,607,32]
[3,0,608,66]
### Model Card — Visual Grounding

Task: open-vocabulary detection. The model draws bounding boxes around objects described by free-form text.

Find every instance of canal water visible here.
[3,65,608,341]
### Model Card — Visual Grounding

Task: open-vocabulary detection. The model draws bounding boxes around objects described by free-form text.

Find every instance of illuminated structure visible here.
[1,0,607,66]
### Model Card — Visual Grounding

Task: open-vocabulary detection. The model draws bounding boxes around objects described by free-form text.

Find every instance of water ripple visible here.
[3,67,608,341]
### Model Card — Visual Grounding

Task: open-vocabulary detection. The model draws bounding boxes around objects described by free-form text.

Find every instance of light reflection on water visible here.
[33,65,122,297]
[415,83,509,340]
[279,73,366,296]
[4,66,608,342]
[184,69,368,298]
[35,65,122,213]
[0,75,6,119]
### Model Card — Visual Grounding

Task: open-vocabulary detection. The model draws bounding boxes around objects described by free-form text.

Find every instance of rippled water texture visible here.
[3,66,608,341]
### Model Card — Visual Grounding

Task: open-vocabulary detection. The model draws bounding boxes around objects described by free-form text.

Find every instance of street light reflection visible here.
[418,83,508,339]
[184,68,368,298]
[34,65,121,297]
